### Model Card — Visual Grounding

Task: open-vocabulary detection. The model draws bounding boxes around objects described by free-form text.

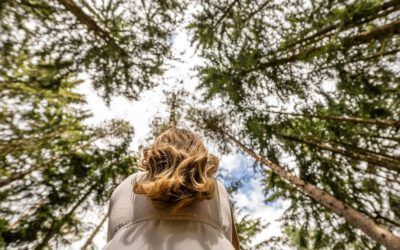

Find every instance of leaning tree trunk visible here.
[168,92,178,128]
[268,110,400,128]
[10,197,47,229]
[0,129,70,154]
[214,0,239,26]
[257,19,400,69]
[220,129,400,250]
[56,0,125,54]
[0,134,105,188]
[34,186,95,250]
[281,135,400,173]
[275,0,400,54]
[81,213,108,250]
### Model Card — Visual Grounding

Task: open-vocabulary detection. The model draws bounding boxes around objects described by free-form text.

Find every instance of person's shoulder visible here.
[110,171,144,201]
[215,179,229,198]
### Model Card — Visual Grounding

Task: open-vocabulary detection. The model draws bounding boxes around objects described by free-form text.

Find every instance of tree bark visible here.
[257,19,400,69]
[56,0,125,54]
[0,155,59,188]
[35,186,95,250]
[342,19,400,48]
[10,197,47,229]
[242,0,272,26]
[0,129,73,154]
[220,129,400,249]
[268,110,400,128]
[0,135,104,188]
[168,92,178,128]
[215,0,239,27]
[274,0,400,54]
[281,135,400,173]
[81,213,108,250]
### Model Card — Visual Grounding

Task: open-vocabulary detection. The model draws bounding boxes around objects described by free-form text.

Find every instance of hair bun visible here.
[133,128,219,212]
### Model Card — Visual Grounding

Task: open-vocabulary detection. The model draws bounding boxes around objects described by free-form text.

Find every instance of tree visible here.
[80,213,108,250]
[189,1,400,248]
[222,177,271,250]
[0,50,137,248]
[187,109,400,249]
[190,0,400,106]
[1,0,183,102]
[143,89,188,144]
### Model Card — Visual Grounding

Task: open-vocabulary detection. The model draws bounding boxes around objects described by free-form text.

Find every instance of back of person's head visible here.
[133,127,219,212]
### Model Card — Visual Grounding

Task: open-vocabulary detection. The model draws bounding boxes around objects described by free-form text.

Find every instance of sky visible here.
[72,26,290,250]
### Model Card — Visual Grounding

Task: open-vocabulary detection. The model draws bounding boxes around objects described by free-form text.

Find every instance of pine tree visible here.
[223,178,270,250]
[1,0,183,102]
[187,109,400,249]
[2,0,400,248]
[190,0,400,106]
[189,1,400,248]
[0,50,137,248]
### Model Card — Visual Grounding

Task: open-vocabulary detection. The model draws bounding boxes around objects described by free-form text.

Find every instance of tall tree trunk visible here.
[35,186,95,250]
[0,135,104,188]
[56,0,125,54]
[168,92,178,128]
[0,128,73,155]
[349,48,400,63]
[0,155,60,188]
[215,0,239,26]
[268,110,400,128]
[81,213,108,250]
[275,0,400,54]
[241,0,272,26]
[257,19,400,69]
[10,197,47,229]
[77,0,104,22]
[219,129,400,249]
[342,19,400,47]
[281,135,400,173]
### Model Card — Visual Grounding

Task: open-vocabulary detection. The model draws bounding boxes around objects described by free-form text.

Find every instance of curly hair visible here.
[133,127,219,212]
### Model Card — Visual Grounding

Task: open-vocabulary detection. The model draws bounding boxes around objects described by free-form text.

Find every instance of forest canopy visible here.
[0,0,399,249]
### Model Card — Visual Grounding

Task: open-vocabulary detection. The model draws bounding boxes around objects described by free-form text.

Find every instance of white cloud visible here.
[234,176,290,247]
[220,153,242,172]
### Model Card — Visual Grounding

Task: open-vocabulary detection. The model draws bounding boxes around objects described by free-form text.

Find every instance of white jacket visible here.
[104,172,238,250]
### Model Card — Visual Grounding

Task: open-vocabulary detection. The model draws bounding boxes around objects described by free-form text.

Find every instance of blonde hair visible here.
[133,128,219,212]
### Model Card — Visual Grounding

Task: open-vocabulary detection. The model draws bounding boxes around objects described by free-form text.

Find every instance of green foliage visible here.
[2,0,400,248]
[0,0,183,102]
[0,50,137,248]
[222,176,270,250]
[191,0,400,105]
[236,213,267,250]
[190,0,400,248]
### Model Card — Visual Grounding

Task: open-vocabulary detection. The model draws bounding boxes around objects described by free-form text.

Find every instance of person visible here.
[104,127,240,250]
